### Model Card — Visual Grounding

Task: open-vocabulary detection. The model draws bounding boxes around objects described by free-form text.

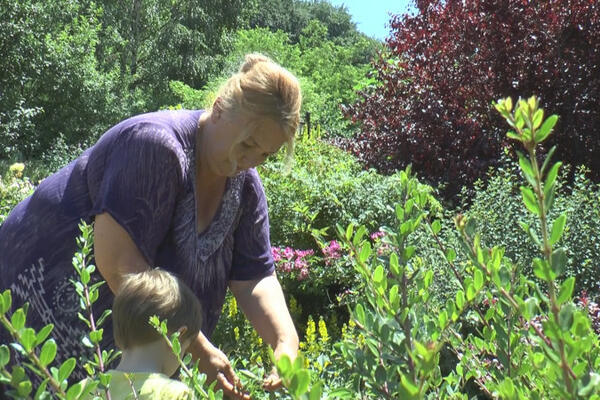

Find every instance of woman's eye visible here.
[241,142,252,148]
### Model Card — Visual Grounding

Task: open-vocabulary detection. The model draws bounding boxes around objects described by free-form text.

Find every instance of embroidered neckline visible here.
[187,150,245,261]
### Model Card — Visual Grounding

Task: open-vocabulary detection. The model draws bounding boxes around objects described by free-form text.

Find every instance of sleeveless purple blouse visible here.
[0,109,274,371]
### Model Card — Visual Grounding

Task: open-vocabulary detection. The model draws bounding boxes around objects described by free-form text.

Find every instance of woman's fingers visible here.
[216,370,251,400]
[262,372,283,391]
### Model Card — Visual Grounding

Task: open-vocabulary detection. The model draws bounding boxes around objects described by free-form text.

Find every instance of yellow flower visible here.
[305,316,316,345]
[318,317,329,343]
[234,326,240,341]
[228,296,238,318]
[9,163,25,178]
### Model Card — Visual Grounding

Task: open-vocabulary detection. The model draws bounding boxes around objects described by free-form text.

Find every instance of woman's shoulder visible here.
[98,109,203,151]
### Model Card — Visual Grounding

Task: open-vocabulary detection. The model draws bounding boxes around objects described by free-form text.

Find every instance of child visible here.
[85,269,203,399]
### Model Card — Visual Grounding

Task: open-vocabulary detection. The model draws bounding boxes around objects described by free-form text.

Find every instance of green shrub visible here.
[459,160,600,297]
[0,163,35,224]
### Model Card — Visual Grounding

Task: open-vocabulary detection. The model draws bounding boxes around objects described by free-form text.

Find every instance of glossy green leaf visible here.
[445,248,456,263]
[58,358,76,382]
[21,328,36,352]
[66,382,84,400]
[544,161,562,196]
[558,302,575,331]
[532,108,544,129]
[354,303,366,326]
[456,291,465,310]
[373,265,384,283]
[518,152,536,187]
[345,223,354,242]
[438,310,448,329]
[359,242,371,263]
[551,248,567,278]
[0,345,10,367]
[389,252,400,276]
[291,370,310,397]
[557,277,575,305]
[277,354,292,378]
[11,309,26,331]
[39,339,57,367]
[474,270,484,291]
[520,186,539,215]
[0,290,11,314]
[35,325,54,347]
[309,381,323,400]
[535,114,558,143]
[550,213,567,245]
[431,220,441,235]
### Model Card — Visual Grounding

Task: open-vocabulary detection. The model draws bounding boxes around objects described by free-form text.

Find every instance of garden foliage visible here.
[2,99,600,399]
[345,0,600,195]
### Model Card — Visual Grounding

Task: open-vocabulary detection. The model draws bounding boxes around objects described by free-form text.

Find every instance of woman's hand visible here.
[230,274,300,393]
[263,340,299,391]
[262,366,282,391]
[190,331,251,400]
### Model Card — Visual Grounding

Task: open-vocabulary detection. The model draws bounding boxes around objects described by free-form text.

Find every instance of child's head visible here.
[113,269,203,351]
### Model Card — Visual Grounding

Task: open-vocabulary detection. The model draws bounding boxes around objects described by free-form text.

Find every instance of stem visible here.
[424,217,493,332]
[529,148,575,394]
[400,271,416,381]
[80,256,112,400]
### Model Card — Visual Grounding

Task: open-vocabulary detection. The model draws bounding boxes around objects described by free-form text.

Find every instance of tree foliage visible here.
[243,0,360,44]
[345,0,600,196]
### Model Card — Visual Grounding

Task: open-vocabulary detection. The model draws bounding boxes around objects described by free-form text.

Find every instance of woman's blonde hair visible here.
[113,269,202,350]
[215,53,302,166]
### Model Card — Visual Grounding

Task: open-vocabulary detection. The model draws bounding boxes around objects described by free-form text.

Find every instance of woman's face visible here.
[205,113,287,177]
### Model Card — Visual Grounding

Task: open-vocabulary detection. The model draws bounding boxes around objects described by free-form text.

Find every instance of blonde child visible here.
[85,269,203,399]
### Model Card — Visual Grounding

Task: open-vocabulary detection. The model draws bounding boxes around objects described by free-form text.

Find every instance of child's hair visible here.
[112,269,203,350]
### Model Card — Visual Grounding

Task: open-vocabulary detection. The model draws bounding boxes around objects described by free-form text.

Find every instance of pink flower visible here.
[370,231,385,240]
[295,249,314,258]
[283,247,294,259]
[298,268,309,281]
[280,262,292,273]
[271,247,282,262]
[294,258,308,271]
[322,240,341,261]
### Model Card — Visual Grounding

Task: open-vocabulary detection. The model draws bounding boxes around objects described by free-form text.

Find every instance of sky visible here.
[327,0,414,41]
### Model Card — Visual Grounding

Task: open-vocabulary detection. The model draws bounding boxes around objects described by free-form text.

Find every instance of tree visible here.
[0,0,128,160]
[96,0,245,109]
[345,0,600,197]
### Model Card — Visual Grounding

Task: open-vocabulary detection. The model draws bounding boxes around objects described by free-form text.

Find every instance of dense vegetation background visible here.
[1,0,600,398]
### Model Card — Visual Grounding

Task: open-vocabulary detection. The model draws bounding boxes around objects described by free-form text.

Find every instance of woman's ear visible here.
[212,97,223,121]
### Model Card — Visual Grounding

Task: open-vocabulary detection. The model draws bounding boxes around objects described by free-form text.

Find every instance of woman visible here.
[0,53,301,398]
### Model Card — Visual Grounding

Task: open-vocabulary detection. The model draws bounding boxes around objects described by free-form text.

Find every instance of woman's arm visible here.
[229,273,299,388]
[94,212,149,292]
[94,212,250,399]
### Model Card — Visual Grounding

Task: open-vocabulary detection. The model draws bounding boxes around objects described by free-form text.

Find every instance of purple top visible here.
[0,109,274,367]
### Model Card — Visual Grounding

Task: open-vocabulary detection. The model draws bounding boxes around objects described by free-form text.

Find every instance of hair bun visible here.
[239,53,272,73]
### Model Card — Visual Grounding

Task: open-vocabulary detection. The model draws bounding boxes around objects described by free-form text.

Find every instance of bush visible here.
[0,163,35,224]
[345,0,600,196]
[460,161,600,296]
[334,97,600,398]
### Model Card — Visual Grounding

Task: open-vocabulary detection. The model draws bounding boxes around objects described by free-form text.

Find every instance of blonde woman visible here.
[0,53,301,399]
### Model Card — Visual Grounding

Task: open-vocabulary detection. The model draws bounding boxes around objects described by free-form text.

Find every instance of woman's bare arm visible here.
[93,212,150,293]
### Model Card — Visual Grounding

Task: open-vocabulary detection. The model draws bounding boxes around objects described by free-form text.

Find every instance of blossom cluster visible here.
[272,246,315,280]
[321,240,341,265]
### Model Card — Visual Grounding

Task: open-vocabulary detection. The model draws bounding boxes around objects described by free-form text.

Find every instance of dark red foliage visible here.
[344,0,600,196]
